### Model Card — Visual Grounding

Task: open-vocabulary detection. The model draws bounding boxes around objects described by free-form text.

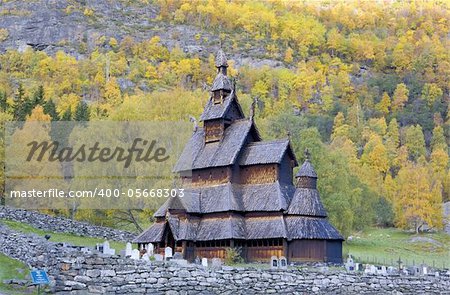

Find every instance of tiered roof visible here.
[134,50,343,245]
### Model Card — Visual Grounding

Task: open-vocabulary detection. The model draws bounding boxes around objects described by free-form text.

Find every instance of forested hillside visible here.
[0,0,448,236]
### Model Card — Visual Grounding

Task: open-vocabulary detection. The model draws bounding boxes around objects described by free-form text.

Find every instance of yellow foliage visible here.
[0,28,9,42]
[26,106,51,122]
[394,163,443,232]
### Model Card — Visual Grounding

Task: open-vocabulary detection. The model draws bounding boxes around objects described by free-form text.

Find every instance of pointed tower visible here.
[287,149,326,216]
[200,50,244,143]
[212,49,231,101]
[285,149,343,263]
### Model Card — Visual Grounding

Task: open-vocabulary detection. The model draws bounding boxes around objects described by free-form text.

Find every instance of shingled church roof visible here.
[287,188,327,217]
[215,49,228,68]
[173,119,260,172]
[296,160,317,178]
[239,139,298,166]
[134,215,343,243]
[154,181,295,217]
[200,89,244,121]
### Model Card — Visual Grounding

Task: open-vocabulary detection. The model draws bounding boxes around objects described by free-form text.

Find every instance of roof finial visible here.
[304,148,311,161]
[189,115,198,132]
[215,49,228,69]
[249,96,258,121]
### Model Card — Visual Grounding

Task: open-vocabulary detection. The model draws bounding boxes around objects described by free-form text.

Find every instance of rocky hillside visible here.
[0,0,276,67]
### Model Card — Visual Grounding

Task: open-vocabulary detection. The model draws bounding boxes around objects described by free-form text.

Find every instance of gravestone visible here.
[173,252,183,260]
[370,265,377,274]
[420,265,428,276]
[147,243,154,256]
[279,257,287,269]
[364,264,371,274]
[125,242,132,257]
[154,254,163,262]
[142,253,150,262]
[194,256,201,265]
[270,256,278,269]
[164,247,173,260]
[102,241,110,254]
[131,249,140,260]
[377,266,387,275]
[201,258,208,267]
[211,258,223,268]
[345,256,355,271]
[387,266,396,274]
[119,250,126,257]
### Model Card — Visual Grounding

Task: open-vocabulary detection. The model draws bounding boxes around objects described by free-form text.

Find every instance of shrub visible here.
[224,247,244,265]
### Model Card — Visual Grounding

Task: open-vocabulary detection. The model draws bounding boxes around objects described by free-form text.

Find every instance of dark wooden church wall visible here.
[190,167,231,187]
[240,164,278,184]
[278,155,294,184]
[204,119,224,142]
[325,241,343,263]
[288,240,326,262]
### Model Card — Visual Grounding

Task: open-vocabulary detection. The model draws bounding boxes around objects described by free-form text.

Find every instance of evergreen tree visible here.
[43,99,59,121]
[0,91,8,112]
[13,84,29,121]
[74,101,90,121]
[32,85,45,106]
[61,107,72,121]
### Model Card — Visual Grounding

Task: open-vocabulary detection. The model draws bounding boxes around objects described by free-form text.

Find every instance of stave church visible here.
[134,50,343,263]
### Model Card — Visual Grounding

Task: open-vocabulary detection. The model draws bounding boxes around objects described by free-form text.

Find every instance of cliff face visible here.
[0,0,284,68]
[0,0,211,58]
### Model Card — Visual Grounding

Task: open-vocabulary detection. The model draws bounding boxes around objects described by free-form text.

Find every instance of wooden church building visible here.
[134,50,343,263]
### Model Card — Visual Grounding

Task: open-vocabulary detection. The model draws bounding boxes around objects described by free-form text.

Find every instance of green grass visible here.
[344,227,450,268]
[0,219,127,251]
[0,219,139,293]
[0,253,37,294]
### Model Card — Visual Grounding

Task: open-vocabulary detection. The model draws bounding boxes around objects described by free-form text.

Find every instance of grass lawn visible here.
[0,253,37,295]
[0,219,128,251]
[344,227,450,269]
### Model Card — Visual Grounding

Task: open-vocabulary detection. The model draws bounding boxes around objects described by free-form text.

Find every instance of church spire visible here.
[295,149,318,189]
[211,49,232,94]
[215,49,228,74]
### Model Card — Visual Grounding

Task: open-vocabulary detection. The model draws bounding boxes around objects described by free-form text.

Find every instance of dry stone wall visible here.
[1,223,449,295]
[0,206,135,241]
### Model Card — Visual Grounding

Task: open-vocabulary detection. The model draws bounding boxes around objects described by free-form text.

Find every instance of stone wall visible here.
[1,223,449,295]
[0,206,135,241]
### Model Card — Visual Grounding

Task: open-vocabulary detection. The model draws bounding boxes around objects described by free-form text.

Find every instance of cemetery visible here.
[1,218,450,294]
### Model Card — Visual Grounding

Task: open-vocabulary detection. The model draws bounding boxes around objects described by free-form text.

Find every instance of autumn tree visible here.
[431,125,447,152]
[404,125,426,161]
[391,83,409,112]
[376,92,391,115]
[394,163,443,233]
